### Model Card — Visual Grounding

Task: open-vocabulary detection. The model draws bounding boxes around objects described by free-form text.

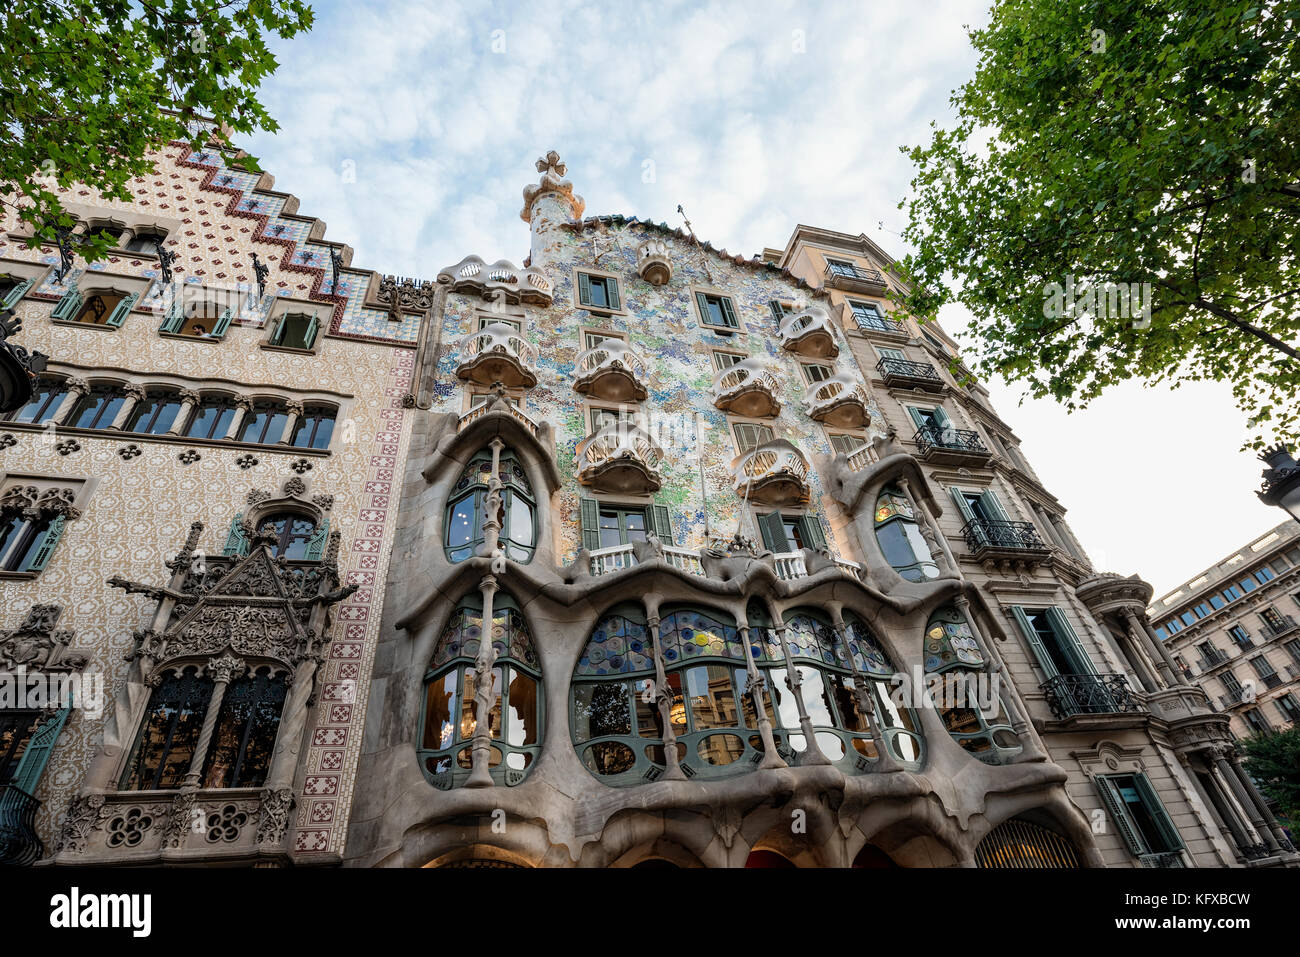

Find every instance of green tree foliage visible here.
[0,0,313,261]
[1241,727,1300,829]
[899,1,1299,447]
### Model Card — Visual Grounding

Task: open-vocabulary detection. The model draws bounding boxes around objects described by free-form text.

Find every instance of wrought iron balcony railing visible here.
[960,519,1048,555]
[824,262,886,292]
[1138,851,1186,868]
[0,784,44,866]
[877,355,941,384]
[849,308,906,336]
[1201,648,1231,667]
[1040,672,1141,720]
[1260,616,1298,640]
[915,423,989,457]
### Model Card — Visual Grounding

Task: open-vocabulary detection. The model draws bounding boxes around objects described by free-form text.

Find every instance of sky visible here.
[240,0,1285,596]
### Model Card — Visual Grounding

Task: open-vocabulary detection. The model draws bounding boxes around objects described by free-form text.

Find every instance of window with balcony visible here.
[126,391,184,435]
[0,272,35,309]
[444,448,536,564]
[53,288,136,328]
[848,300,891,332]
[824,257,858,278]
[712,350,745,372]
[1094,773,1185,866]
[238,402,290,444]
[828,432,867,455]
[1249,656,1278,681]
[583,329,624,352]
[3,378,68,424]
[0,711,40,786]
[597,506,647,548]
[694,291,740,330]
[576,272,622,312]
[267,311,320,350]
[756,511,826,554]
[874,486,939,582]
[579,499,673,555]
[290,406,336,450]
[1010,607,1096,680]
[158,293,234,339]
[1228,624,1252,646]
[732,421,774,453]
[186,397,237,440]
[1221,671,1244,697]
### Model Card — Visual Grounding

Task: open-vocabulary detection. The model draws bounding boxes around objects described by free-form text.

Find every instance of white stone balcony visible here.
[779,305,839,359]
[588,542,706,577]
[576,423,664,494]
[712,357,781,418]
[455,322,538,389]
[437,255,553,305]
[731,439,811,507]
[804,372,871,429]
[574,339,649,402]
[637,239,672,285]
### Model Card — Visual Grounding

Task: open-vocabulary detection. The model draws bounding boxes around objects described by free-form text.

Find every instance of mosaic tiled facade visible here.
[2,146,1293,868]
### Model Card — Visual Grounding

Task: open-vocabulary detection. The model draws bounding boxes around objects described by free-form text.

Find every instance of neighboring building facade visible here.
[2,145,1293,868]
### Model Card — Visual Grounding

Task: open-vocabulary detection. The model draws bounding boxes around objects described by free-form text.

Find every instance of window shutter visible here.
[304,518,330,561]
[757,512,789,552]
[720,296,739,328]
[1,277,34,309]
[8,707,71,796]
[270,315,287,345]
[26,515,66,572]
[802,513,828,551]
[908,407,930,430]
[932,406,953,428]
[649,504,673,544]
[1133,773,1184,852]
[1045,606,1095,675]
[50,285,83,321]
[578,272,593,308]
[105,292,137,328]
[223,513,250,557]
[979,487,1010,522]
[1094,775,1148,857]
[579,498,600,552]
[605,278,621,311]
[768,301,785,323]
[695,292,711,324]
[160,297,185,333]
[1011,605,1060,679]
[948,487,976,522]
[304,314,320,349]
[211,307,233,338]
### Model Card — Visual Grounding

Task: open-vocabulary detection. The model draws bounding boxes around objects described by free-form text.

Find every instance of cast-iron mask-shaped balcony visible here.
[731,438,811,507]
[779,306,839,359]
[712,357,781,418]
[804,372,871,429]
[576,423,664,495]
[574,339,649,402]
[455,322,538,389]
[914,423,993,466]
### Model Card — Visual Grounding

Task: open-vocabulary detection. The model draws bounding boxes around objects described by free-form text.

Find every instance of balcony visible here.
[731,439,811,507]
[455,322,538,389]
[1040,672,1141,720]
[0,308,49,415]
[637,239,673,286]
[1261,616,1299,640]
[576,424,664,495]
[914,424,993,467]
[0,784,43,866]
[845,303,908,340]
[437,255,553,305]
[824,261,887,296]
[711,357,781,418]
[960,519,1050,562]
[574,339,649,402]
[778,306,838,358]
[877,355,943,392]
[1200,648,1231,669]
[588,542,706,577]
[804,373,871,429]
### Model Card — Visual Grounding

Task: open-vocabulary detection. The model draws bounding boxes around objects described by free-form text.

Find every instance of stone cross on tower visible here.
[520,149,585,224]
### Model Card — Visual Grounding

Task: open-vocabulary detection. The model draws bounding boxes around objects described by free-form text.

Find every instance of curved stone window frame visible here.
[443,447,537,565]
[289,404,337,451]
[924,605,1021,765]
[873,484,940,582]
[125,389,185,436]
[417,592,542,790]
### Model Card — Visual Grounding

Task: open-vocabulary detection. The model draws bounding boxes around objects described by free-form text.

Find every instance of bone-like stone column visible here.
[826,604,899,772]
[769,609,830,766]
[736,616,785,770]
[645,597,686,781]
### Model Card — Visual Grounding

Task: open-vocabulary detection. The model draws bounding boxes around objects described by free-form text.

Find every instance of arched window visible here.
[238,402,289,444]
[200,667,288,788]
[290,406,336,450]
[68,386,126,429]
[924,606,1021,764]
[976,816,1082,868]
[4,378,67,424]
[124,229,166,254]
[444,448,536,564]
[187,396,237,440]
[120,667,214,790]
[256,512,322,561]
[126,390,184,435]
[874,485,939,581]
[418,593,541,788]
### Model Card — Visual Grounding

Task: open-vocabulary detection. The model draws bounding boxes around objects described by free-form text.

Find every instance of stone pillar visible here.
[51,377,89,426]
[826,604,899,772]
[1130,610,1190,688]
[169,388,201,436]
[182,653,246,789]
[1195,761,1254,856]
[900,476,960,577]
[263,657,318,791]
[1113,620,1161,692]
[108,383,146,431]
[770,611,830,766]
[1228,750,1292,850]
[277,399,304,446]
[736,618,785,770]
[1214,750,1279,852]
[225,396,254,441]
[645,597,686,781]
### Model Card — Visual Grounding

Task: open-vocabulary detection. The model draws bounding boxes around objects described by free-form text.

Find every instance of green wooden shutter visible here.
[695,292,711,325]
[210,307,233,338]
[1011,605,1060,679]
[768,301,785,323]
[1,277,34,309]
[1133,773,1185,852]
[9,707,71,795]
[578,272,593,308]
[1045,606,1095,675]
[223,513,250,556]
[605,277,621,311]
[979,487,1010,522]
[649,504,673,544]
[757,512,789,552]
[579,498,600,551]
[270,315,287,345]
[50,285,83,321]
[1095,775,1147,857]
[719,296,739,328]
[304,518,330,561]
[304,314,320,348]
[26,515,66,572]
[908,407,931,430]
[160,297,185,333]
[948,487,976,522]
[105,292,137,328]
[802,513,827,551]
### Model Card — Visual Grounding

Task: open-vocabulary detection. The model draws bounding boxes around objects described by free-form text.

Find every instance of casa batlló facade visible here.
[0,143,1293,869]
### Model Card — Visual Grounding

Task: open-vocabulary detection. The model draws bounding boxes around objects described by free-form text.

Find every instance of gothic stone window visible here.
[0,511,64,574]
[256,513,322,561]
[444,448,536,564]
[68,386,126,429]
[238,402,290,445]
[120,666,213,790]
[126,390,185,435]
[187,396,238,440]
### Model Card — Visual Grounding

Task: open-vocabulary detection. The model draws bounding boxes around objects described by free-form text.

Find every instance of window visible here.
[712,350,745,372]
[479,315,521,334]
[444,448,536,564]
[1194,603,1212,619]
[767,301,794,322]
[828,432,866,455]
[848,300,890,332]
[733,422,774,453]
[1180,612,1196,628]
[0,710,41,785]
[909,405,952,434]
[580,499,673,553]
[877,346,906,362]
[597,506,648,549]
[800,363,833,384]
[120,667,213,790]
[577,272,622,311]
[756,511,826,554]
[589,406,638,434]
[418,593,540,788]
[1222,585,1242,602]
[268,311,320,350]
[922,331,951,355]
[1095,773,1185,864]
[1261,606,1288,632]
[1164,618,1182,635]
[1228,625,1251,646]
[68,387,126,429]
[87,222,126,246]
[1276,694,1300,726]
[1256,567,1275,584]
[583,330,623,352]
[126,391,184,435]
[1286,638,1300,666]
[694,291,739,330]
[61,289,135,327]
[200,667,288,788]
[825,257,858,278]
[124,230,166,254]
[1243,709,1272,735]
[949,486,1010,538]
[1221,671,1244,696]
[159,294,233,339]
[1249,656,1278,679]
[0,272,35,309]
[1238,576,1258,594]
[238,402,290,444]
[0,511,65,574]
[873,486,939,582]
[925,606,1020,764]
[1209,595,1226,610]
[186,398,237,440]
[4,378,67,424]
[290,406,336,450]
[1011,607,1094,678]
[256,513,322,561]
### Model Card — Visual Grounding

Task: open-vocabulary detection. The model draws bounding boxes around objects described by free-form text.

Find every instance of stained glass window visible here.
[923,606,1019,764]
[874,485,939,582]
[445,448,536,564]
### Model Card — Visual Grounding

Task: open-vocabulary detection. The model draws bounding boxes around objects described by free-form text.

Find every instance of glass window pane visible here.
[634,678,663,737]
[685,664,736,731]
[768,667,800,729]
[505,668,538,747]
[573,681,632,740]
[423,671,458,751]
[508,495,534,548]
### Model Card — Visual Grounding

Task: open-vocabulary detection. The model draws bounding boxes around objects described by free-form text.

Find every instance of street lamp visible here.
[1258,446,1300,523]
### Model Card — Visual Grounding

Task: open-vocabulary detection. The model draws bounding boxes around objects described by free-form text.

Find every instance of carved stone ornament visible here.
[520,149,585,222]
[376,274,436,320]
[255,787,295,845]
[0,604,89,672]
[0,483,82,519]
[56,793,108,853]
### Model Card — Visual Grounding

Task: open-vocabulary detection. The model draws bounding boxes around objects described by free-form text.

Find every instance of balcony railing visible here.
[848,306,906,337]
[960,519,1049,556]
[1261,672,1283,689]
[712,357,781,417]
[1200,648,1230,668]
[457,400,541,438]
[877,356,942,389]
[576,424,664,494]
[574,339,649,402]
[804,373,870,429]
[1260,616,1298,640]
[731,439,811,507]
[437,255,553,304]
[1040,673,1141,720]
[455,322,538,388]
[0,784,43,866]
[778,306,838,358]
[914,424,990,459]
[824,262,887,294]
[771,551,808,580]
[844,442,878,472]
[1138,851,1186,868]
